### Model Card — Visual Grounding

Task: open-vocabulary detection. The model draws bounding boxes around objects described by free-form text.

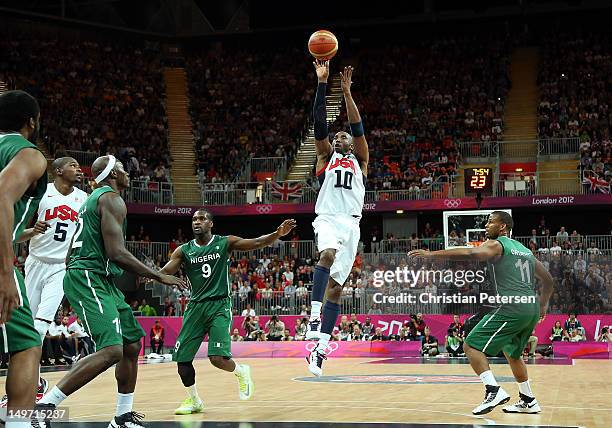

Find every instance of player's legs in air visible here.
[38,270,147,428]
[464,306,540,415]
[307,215,359,376]
[173,298,253,415]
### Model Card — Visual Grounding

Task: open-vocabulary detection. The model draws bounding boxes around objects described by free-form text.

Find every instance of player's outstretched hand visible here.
[33,220,51,235]
[277,219,297,237]
[313,59,329,83]
[340,66,353,93]
[408,249,431,260]
[0,274,21,324]
[158,274,188,290]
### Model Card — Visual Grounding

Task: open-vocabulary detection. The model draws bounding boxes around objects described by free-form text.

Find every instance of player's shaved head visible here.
[52,157,77,172]
[91,155,113,178]
[491,211,513,232]
[194,209,213,221]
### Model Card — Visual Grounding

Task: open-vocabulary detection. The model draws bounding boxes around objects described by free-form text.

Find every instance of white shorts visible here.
[313,214,360,285]
[25,256,66,323]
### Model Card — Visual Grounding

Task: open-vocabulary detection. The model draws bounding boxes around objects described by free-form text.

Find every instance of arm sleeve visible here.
[313,82,328,140]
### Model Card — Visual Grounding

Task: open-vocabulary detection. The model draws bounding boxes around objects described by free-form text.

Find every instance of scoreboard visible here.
[464,167,493,195]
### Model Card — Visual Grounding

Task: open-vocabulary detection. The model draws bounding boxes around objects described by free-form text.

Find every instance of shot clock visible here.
[464,167,493,195]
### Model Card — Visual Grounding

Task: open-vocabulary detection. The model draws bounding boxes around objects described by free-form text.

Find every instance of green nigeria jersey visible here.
[488,235,538,313]
[0,133,47,244]
[67,185,125,277]
[181,235,231,302]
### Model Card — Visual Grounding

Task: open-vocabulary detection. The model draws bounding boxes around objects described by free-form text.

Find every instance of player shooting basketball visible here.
[306,60,369,376]
[409,211,554,415]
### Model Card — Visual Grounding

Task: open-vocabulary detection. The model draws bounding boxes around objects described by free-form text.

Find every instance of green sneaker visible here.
[174,397,204,415]
[236,364,254,400]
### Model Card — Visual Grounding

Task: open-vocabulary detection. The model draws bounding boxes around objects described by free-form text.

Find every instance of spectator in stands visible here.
[596,327,611,342]
[367,303,383,315]
[550,321,564,342]
[361,317,376,338]
[67,317,92,358]
[163,296,175,316]
[231,328,244,342]
[564,312,583,336]
[339,324,352,341]
[294,318,307,341]
[526,329,538,357]
[350,313,362,332]
[446,328,463,357]
[370,327,387,341]
[242,303,256,317]
[150,320,165,354]
[556,227,569,243]
[281,329,294,341]
[412,313,426,337]
[265,315,285,341]
[350,325,365,341]
[44,316,73,365]
[139,299,157,316]
[421,327,439,357]
[242,316,258,340]
[569,329,585,342]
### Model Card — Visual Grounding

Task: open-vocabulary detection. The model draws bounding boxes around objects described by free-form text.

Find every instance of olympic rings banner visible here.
[135,314,612,349]
[127,193,611,217]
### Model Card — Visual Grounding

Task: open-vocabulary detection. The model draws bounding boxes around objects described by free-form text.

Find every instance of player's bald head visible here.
[91,155,114,178]
[52,157,77,172]
[194,209,213,221]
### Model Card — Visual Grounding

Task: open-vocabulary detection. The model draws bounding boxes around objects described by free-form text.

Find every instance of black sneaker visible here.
[503,392,542,413]
[472,385,510,415]
[108,411,146,428]
[32,402,56,428]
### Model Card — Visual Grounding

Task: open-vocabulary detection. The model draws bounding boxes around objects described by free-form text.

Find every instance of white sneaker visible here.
[305,318,321,340]
[503,394,541,413]
[108,411,145,428]
[174,397,204,415]
[235,364,254,400]
[307,347,327,377]
[472,386,510,415]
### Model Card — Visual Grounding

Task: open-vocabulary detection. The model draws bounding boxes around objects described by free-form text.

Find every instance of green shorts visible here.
[0,268,41,353]
[465,305,540,359]
[173,297,232,362]
[64,269,145,351]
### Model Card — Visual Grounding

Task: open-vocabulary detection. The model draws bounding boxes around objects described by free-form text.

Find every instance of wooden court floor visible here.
[3,357,612,427]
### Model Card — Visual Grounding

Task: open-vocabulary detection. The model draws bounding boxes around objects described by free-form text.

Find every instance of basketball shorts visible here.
[173,297,232,362]
[25,256,66,323]
[0,268,42,353]
[313,214,360,285]
[63,269,145,351]
[465,304,540,360]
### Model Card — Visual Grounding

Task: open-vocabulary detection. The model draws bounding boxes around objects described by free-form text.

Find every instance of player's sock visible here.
[232,363,244,376]
[479,370,499,387]
[186,383,202,402]
[316,301,340,351]
[310,302,322,320]
[518,380,534,399]
[116,392,134,416]
[310,266,330,318]
[39,385,67,406]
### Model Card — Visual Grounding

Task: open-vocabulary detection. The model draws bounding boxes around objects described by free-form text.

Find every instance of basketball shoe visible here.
[174,397,204,415]
[108,411,146,428]
[235,364,254,400]
[0,377,48,407]
[305,318,321,340]
[472,385,510,415]
[503,393,541,413]
[307,346,327,377]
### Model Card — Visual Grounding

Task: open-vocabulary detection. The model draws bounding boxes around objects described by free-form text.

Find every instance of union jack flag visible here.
[270,181,303,201]
[582,174,610,194]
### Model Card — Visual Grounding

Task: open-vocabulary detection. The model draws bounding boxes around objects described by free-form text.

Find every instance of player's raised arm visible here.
[0,148,47,323]
[313,60,333,162]
[99,192,187,289]
[340,66,369,173]
[228,219,297,252]
[408,239,503,262]
[534,259,554,320]
[160,246,185,276]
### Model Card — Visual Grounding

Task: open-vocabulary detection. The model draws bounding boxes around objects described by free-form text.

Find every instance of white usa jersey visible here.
[315,151,366,217]
[29,183,88,263]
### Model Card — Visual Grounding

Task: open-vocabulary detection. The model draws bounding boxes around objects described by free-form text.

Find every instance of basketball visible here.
[308,30,338,60]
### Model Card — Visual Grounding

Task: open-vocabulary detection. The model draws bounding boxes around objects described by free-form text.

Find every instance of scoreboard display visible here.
[464,167,493,195]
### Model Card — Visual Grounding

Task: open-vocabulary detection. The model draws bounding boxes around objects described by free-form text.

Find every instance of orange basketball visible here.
[308,30,338,60]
